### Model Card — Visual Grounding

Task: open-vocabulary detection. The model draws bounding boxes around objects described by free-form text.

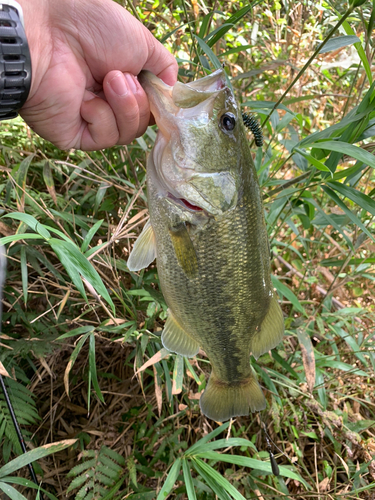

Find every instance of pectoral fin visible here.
[169,223,198,279]
[127,220,156,271]
[251,295,284,360]
[162,312,200,358]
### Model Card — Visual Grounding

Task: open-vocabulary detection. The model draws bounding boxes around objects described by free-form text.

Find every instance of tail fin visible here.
[199,371,266,422]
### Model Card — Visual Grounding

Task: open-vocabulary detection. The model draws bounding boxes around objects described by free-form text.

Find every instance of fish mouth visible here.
[167,193,204,212]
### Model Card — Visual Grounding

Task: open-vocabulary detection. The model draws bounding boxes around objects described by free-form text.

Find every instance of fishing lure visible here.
[261,421,280,476]
[242,112,264,147]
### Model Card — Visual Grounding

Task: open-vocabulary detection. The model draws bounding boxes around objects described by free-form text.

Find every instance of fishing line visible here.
[260,419,304,478]
[0,246,43,497]
[260,421,280,476]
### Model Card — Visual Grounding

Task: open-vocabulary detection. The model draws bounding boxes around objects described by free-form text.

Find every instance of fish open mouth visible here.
[168,193,203,212]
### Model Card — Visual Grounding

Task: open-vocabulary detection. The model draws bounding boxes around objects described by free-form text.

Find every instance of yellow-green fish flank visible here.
[128,69,284,422]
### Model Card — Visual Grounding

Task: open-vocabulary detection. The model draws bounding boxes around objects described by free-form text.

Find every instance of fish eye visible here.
[220,113,236,132]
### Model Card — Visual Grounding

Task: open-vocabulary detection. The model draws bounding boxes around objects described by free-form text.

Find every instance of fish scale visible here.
[128,69,284,421]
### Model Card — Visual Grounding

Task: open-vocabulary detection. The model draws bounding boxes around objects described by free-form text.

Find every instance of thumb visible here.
[142,28,178,86]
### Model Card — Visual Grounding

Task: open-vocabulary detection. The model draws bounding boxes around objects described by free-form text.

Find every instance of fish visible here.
[128,69,284,422]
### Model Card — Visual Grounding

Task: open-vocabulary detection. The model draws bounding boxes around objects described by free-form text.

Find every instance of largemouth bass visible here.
[128,69,284,422]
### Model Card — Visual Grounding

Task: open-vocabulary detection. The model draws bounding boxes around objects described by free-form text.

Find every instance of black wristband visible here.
[0,1,31,120]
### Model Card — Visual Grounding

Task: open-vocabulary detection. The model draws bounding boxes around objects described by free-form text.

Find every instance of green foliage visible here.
[66,446,125,499]
[0,439,75,500]
[0,377,40,462]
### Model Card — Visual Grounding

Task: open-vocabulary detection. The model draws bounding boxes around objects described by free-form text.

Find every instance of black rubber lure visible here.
[242,112,264,147]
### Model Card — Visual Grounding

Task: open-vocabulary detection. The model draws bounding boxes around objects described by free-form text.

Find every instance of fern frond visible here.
[66,446,125,500]
[0,377,39,458]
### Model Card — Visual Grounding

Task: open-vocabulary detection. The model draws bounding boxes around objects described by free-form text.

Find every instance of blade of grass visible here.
[156,458,181,500]
[182,459,197,500]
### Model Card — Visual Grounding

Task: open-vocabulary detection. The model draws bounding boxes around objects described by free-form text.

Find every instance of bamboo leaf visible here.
[15,155,34,212]
[64,332,91,396]
[271,275,306,315]
[206,4,253,47]
[322,185,375,242]
[0,482,27,500]
[309,141,375,168]
[294,148,331,172]
[156,458,181,500]
[4,213,51,240]
[0,233,45,245]
[160,23,188,44]
[0,478,58,500]
[196,438,257,453]
[182,460,196,500]
[193,451,309,488]
[89,333,104,403]
[20,245,28,305]
[194,35,222,71]
[49,238,115,313]
[81,219,104,253]
[319,35,361,53]
[191,459,232,500]
[172,354,184,395]
[94,183,109,215]
[43,161,57,205]
[342,20,372,84]
[326,180,375,216]
[0,440,76,478]
[187,421,230,454]
[192,458,246,500]
[57,326,95,341]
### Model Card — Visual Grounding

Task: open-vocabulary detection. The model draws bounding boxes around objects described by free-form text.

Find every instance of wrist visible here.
[17,0,50,104]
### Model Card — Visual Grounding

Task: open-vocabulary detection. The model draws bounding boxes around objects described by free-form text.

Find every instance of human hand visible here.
[18,0,178,150]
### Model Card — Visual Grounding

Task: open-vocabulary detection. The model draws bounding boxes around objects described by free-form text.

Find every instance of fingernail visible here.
[109,73,128,96]
[125,73,138,94]
[83,91,96,101]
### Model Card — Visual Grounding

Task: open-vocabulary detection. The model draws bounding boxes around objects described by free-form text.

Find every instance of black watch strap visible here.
[0,1,31,120]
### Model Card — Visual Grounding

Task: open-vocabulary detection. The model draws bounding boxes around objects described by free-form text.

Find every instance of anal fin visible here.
[127,220,156,271]
[162,312,199,358]
[251,295,284,360]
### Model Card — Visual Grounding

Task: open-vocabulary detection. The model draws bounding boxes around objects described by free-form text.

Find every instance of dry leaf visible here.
[153,365,163,416]
[128,209,149,226]
[336,452,350,477]
[64,359,74,397]
[134,348,170,375]
[0,221,13,237]
[38,357,54,378]
[297,328,315,393]
[319,477,331,492]
[188,391,201,400]
[0,361,11,378]
[105,318,127,326]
